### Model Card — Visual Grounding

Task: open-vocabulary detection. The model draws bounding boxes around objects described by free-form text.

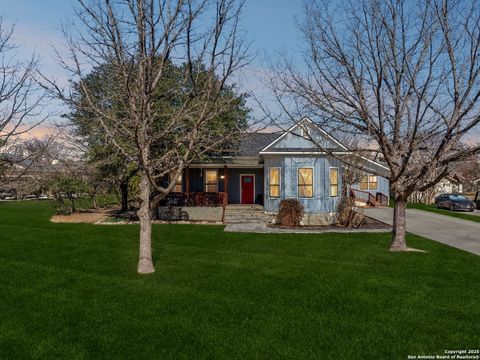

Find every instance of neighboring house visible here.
[409,174,465,204]
[435,175,464,194]
[473,178,480,191]
[160,117,390,224]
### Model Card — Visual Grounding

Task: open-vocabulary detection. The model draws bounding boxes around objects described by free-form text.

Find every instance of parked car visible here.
[0,191,16,200]
[434,193,476,212]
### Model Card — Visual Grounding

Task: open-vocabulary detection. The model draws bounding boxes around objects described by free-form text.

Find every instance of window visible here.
[360,175,369,190]
[330,168,338,197]
[368,175,378,190]
[298,168,314,198]
[172,173,182,192]
[359,174,378,190]
[269,167,280,197]
[204,170,218,192]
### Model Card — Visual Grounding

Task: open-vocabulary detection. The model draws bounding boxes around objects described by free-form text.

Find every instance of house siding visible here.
[264,155,343,213]
[268,126,340,150]
[225,168,264,204]
[351,175,390,199]
[176,119,391,213]
[182,167,264,204]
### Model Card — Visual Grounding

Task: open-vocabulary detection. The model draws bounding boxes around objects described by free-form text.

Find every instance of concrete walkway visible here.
[364,207,480,255]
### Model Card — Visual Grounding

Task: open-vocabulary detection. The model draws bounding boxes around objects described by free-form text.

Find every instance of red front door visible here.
[241,175,254,204]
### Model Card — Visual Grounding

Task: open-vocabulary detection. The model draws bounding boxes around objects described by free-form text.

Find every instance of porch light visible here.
[220,175,225,179]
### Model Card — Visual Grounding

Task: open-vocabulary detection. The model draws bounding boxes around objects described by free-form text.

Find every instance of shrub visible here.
[56,207,73,216]
[276,199,304,227]
[333,196,364,227]
[50,174,89,213]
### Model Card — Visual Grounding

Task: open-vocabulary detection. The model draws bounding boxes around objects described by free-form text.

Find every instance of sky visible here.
[3,0,478,141]
[0,0,304,136]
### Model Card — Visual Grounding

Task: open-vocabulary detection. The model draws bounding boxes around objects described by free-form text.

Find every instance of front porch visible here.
[162,164,265,207]
[158,164,265,223]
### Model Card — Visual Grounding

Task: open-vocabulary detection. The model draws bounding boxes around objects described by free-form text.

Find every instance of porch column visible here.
[185,166,190,193]
[224,165,228,205]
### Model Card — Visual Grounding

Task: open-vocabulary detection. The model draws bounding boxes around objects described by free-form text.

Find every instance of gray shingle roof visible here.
[238,132,281,156]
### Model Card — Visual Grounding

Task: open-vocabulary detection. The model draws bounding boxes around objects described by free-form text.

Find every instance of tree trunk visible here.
[137,171,155,274]
[390,196,407,251]
[71,198,76,213]
[120,180,129,212]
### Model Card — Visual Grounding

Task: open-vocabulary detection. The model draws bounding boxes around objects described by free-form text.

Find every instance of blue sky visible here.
[2,1,479,141]
[1,0,302,56]
[0,0,303,123]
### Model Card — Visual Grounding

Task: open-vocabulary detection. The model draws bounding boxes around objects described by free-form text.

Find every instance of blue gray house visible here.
[161,118,390,224]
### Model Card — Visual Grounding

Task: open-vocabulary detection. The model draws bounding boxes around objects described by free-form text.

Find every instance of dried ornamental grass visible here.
[276,199,304,227]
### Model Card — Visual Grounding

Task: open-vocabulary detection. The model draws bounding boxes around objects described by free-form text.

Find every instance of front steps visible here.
[223,205,273,224]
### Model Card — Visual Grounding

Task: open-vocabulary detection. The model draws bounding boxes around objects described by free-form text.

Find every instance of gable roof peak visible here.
[259,116,348,153]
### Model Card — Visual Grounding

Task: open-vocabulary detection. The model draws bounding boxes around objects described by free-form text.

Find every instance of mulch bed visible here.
[268,215,391,231]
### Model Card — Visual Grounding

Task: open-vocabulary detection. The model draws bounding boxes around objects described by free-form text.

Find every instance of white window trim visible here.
[170,172,183,192]
[359,173,379,191]
[329,167,339,197]
[268,167,281,198]
[368,175,378,191]
[297,167,315,199]
[240,174,256,204]
[204,169,218,192]
[359,175,369,191]
[260,117,348,152]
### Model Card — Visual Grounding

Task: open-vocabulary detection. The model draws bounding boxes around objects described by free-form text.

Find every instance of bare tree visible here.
[3,136,83,200]
[0,17,46,179]
[454,155,480,192]
[269,0,480,251]
[44,0,249,273]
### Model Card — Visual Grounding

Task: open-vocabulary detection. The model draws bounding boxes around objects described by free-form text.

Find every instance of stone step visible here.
[225,214,273,219]
[224,212,264,215]
[224,212,268,216]
[222,205,274,225]
[226,216,267,218]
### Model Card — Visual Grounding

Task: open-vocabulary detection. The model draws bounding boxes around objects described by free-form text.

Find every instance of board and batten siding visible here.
[351,175,389,199]
[182,167,264,204]
[263,155,342,213]
[224,168,264,204]
[268,126,340,150]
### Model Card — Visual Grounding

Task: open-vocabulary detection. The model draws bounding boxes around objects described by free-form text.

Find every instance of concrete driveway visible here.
[364,207,480,255]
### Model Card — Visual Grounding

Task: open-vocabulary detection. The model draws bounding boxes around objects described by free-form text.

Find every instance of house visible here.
[409,174,466,204]
[474,178,480,191]
[159,118,390,224]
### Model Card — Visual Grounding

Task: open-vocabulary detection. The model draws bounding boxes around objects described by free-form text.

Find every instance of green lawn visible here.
[0,201,479,359]
[407,202,480,223]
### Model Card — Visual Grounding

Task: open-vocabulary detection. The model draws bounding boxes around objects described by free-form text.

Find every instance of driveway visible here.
[364,207,480,255]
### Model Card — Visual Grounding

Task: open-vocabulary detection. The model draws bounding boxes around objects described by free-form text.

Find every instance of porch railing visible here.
[160,192,226,207]
[375,192,389,206]
[350,189,388,207]
[350,189,376,206]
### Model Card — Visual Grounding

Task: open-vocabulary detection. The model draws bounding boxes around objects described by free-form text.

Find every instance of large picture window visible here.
[298,168,314,198]
[204,170,218,192]
[269,167,280,197]
[330,168,338,197]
